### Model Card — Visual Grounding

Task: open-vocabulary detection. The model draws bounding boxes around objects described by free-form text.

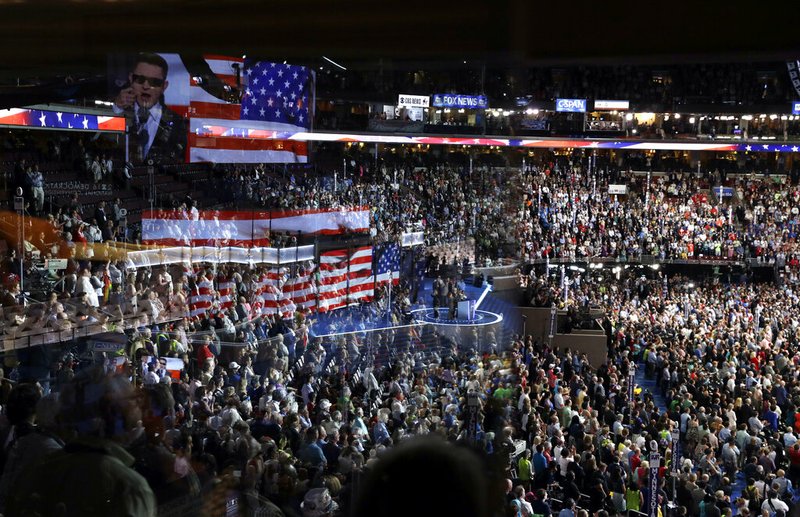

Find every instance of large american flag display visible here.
[156,53,313,163]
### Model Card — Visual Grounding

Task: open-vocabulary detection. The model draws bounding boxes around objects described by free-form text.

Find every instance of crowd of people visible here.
[6,138,800,515]
[513,161,800,267]
[2,245,800,516]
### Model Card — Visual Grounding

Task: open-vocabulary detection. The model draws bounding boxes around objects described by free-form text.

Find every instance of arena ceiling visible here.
[0,0,797,102]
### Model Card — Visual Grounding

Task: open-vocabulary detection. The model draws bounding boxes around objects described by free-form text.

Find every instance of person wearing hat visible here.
[227,361,242,388]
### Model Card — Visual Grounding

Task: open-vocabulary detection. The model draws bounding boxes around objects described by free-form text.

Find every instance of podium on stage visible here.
[457,299,476,321]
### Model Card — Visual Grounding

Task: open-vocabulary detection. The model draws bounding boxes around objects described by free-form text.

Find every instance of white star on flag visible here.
[267,98,274,107]
[277,69,283,77]
[284,80,289,88]
[275,110,281,118]
[260,108,265,116]
[246,68,252,76]
[762,144,770,149]
[792,146,799,152]
[746,145,752,151]
[293,72,298,79]
[253,77,259,85]
[56,112,63,123]
[259,87,266,95]
[243,107,249,115]
[39,113,47,126]
[82,116,89,129]
[268,78,274,86]
[276,89,282,97]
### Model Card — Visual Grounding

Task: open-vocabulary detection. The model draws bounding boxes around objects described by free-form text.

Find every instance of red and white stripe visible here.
[318,247,373,312]
[189,278,214,318]
[141,207,370,245]
[251,267,316,318]
[218,280,236,310]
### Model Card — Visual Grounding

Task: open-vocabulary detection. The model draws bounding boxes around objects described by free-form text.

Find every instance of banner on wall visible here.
[141,207,370,245]
[0,109,124,132]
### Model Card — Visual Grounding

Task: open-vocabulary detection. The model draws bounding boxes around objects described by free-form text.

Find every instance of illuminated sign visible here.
[555,98,587,113]
[397,94,430,108]
[793,101,800,115]
[594,100,630,111]
[432,94,488,109]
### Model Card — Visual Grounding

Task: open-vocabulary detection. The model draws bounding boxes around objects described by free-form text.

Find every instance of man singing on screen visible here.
[113,52,187,164]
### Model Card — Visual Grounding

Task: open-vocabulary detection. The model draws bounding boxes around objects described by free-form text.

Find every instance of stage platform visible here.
[308,277,507,342]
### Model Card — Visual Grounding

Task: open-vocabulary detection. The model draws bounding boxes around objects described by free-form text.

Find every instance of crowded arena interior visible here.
[1,3,800,517]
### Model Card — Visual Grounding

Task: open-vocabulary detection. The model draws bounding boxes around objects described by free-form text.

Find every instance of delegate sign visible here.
[555,98,587,113]
[432,94,488,109]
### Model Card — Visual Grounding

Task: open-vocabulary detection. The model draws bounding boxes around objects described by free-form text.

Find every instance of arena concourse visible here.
[1,15,800,517]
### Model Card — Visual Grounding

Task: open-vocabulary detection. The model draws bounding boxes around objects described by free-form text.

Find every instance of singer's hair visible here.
[134,52,169,78]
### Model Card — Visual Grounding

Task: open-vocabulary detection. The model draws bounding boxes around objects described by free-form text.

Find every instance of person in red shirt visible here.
[195,335,214,369]
[788,442,800,481]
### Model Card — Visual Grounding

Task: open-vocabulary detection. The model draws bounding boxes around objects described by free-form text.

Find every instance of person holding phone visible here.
[113,52,186,164]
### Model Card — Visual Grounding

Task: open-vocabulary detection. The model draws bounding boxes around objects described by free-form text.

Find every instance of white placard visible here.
[608,184,627,195]
[594,100,630,110]
[397,94,430,108]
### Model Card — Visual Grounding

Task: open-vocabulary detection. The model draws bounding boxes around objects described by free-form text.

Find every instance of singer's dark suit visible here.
[128,104,187,165]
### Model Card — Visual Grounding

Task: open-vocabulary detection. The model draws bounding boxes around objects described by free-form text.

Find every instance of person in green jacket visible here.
[518,449,533,491]
[625,483,642,512]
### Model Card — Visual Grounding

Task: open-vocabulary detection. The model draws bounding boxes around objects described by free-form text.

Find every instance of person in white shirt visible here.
[76,269,99,307]
[761,489,789,514]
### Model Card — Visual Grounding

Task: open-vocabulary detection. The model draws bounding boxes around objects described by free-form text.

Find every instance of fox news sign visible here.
[555,98,587,113]
[432,94,488,109]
